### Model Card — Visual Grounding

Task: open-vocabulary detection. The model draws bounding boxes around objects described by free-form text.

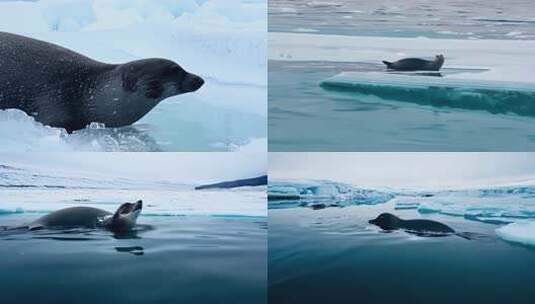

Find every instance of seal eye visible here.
[145,79,164,99]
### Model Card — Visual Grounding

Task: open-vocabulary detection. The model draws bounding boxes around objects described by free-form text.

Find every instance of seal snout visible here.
[183,74,204,92]
[134,200,142,211]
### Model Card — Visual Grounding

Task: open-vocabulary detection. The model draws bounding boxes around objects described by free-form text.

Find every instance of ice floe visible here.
[496,221,535,246]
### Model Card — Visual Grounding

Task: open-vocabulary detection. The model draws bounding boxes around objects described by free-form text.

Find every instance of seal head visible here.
[104,200,143,233]
[86,59,205,131]
[368,213,401,230]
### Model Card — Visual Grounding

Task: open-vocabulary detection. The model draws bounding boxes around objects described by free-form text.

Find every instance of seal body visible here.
[30,200,142,233]
[369,213,455,235]
[0,31,204,133]
[382,54,444,71]
[33,207,111,229]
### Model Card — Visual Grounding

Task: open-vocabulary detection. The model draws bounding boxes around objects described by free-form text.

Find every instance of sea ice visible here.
[268,180,394,208]
[496,221,535,246]
[269,32,535,84]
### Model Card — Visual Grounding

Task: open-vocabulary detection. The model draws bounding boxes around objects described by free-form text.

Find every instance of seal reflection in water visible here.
[30,200,143,234]
[0,31,204,133]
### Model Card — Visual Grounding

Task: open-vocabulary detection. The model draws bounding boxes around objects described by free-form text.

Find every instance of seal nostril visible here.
[194,76,204,90]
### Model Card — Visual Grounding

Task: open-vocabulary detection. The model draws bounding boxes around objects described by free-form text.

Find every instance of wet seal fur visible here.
[382,54,444,71]
[0,31,204,133]
[27,200,142,234]
[368,213,469,238]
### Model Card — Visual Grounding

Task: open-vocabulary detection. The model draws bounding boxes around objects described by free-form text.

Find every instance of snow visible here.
[0,187,266,217]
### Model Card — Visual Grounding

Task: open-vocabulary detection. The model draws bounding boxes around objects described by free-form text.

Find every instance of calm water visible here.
[0,214,267,304]
[268,0,535,151]
[268,202,535,304]
[270,0,535,39]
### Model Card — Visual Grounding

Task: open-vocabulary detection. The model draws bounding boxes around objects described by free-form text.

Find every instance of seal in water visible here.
[369,213,455,236]
[382,54,444,71]
[0,31,204,133]
[28,200,143,233]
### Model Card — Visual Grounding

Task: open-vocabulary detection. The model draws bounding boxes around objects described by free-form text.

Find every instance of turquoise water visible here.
[269,202,535,304]
[138,96,266,151]
[0,214,267,303]
[269,61,535,151]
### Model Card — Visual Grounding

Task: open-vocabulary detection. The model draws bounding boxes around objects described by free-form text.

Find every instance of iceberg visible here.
[321,72,535,117]
[496,221,535,247]
[268,180,394,209]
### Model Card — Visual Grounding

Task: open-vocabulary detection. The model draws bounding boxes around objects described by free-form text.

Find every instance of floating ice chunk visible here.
[496,221,535,246]
[0,109,72,152]
[418,200,535,220]
[395,201,420,210]
[472,217,516,225]
[268,185,301,200]
[321,72,535,117]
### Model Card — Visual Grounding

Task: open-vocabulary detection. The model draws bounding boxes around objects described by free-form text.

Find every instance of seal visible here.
[28,200,143,233]
[0,31,204,133]
[369,213,454,236]
[382,54,444,71]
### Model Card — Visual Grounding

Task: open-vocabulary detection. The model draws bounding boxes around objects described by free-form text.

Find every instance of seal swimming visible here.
[0,31,204,133]
[25,200,142,233]
[382,54,444,71]
[369,213,455,236]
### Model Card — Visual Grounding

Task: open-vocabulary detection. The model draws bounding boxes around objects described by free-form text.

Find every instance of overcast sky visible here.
[270,153,535,189]
[0,152,266,184]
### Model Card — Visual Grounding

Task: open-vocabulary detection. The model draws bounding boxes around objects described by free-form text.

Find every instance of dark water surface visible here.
[268,205,535,304]
[0,214,267,304]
